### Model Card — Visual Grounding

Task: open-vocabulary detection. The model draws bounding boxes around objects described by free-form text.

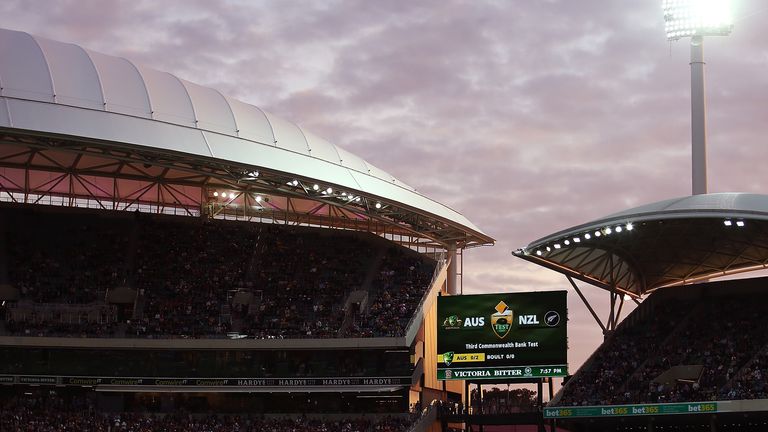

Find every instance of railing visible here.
[406,400,438,432]
[403,254,447,346]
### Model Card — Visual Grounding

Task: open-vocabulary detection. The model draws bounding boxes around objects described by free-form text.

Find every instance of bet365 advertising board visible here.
[437,291,567,380]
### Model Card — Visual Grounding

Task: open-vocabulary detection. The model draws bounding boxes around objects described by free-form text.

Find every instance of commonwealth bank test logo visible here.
[491,301,513,339]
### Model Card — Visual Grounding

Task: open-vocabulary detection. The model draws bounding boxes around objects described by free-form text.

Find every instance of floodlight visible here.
[213,191,219,197]
[375,202,382,209]
[662,0,733,41]
[255,195,262,202]
[626,223,634,231]
[662,0,733,195]
[584,233,591,240]
[326,187,333,194]
[564,239,570,246]
[291,180,299,186]
[736,220,745,227]
[573,237,581,243]
[594,231,601,237]
[554,244,561,249]
[546,246,551,252]
[536,250,542,256]
[604,227,613,235]
[723,219,732,226]
[313,184,320,191]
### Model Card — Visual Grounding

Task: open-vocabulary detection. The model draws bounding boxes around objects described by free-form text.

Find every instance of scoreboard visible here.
[437,291,567,380]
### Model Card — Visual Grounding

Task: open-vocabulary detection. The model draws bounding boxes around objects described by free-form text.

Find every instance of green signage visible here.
[543,402,719,419]
[437,291,567,380]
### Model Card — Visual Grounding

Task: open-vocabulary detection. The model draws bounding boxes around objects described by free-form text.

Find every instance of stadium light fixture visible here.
[213,191,219,197]
[375,202,382,209]
[554,243,561,249]
[573,237,581,243]
[736,220,745,227]
[723,219,732,226]
[615,225,623,233]
[536,250,542,256]
[255,195,262,203]
[313,184,320,191]
[604,227,613,235]
[626,223,634,231]
[662,0,733,195]
[241,170,259,180]
[594,230,601,237]
[325,187,333,194]
[584,233,591,240]
[564,239,570,246]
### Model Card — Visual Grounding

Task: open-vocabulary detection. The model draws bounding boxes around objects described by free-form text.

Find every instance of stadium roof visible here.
[514,193,768,296]
[0,28,493,248]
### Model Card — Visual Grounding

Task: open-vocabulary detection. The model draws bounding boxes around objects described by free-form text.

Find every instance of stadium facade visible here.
[514,193,768,431]
[0,27,494,431]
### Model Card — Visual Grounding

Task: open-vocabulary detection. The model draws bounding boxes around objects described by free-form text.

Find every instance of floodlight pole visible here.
[690,35,708,195]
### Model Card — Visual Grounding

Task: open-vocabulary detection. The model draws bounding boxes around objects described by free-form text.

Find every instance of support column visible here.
[447,242,458,295]
[690,35,708,195]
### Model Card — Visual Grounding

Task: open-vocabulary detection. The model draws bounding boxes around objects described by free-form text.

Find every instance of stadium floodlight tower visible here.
[662,0,733,195]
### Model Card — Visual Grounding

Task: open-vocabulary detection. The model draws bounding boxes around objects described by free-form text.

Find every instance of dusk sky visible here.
[2,0,767,372]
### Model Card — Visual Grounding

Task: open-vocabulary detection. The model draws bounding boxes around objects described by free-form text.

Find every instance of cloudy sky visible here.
[2,0,766,371]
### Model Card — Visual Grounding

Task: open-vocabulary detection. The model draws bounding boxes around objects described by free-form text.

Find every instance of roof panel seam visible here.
[301,127,342,164]
[83,49,111,109]
[71,43,105,109]
[27,34,56,102]
[254,106,277,145]
[293,123,312,155]
[211,87,238,136]
[122,58,153,118]
[173,76,200,127]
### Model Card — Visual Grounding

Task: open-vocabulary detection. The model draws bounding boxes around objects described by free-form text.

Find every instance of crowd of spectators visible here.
[350,249,435,337]
[4,319,117,338]
[0,390,416,431]
[558,300,689,406]
[0,411,415,432]
[237,225,370,339]
[556,293,768,406]
[722,348,768,400]
[470,387,539,414]
[6,210,129,304]
[1,207,436,340]
[126,217,255,338]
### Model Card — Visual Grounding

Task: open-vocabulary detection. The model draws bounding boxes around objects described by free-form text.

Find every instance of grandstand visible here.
[5,23,768,432]
[515,193,768,431]
[0,28,494,431]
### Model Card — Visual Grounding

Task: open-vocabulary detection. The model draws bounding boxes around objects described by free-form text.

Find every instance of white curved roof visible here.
[516,193,768,295]
[0,28,490,243]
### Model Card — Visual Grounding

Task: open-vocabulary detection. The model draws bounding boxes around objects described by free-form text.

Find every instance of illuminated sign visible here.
[437,291,567,380]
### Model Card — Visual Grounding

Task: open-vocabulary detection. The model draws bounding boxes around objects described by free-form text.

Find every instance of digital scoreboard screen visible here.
[437,291,567,380]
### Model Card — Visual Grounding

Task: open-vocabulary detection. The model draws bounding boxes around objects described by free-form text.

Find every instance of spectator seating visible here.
[0,205,436,339]
[556,283,768,406]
